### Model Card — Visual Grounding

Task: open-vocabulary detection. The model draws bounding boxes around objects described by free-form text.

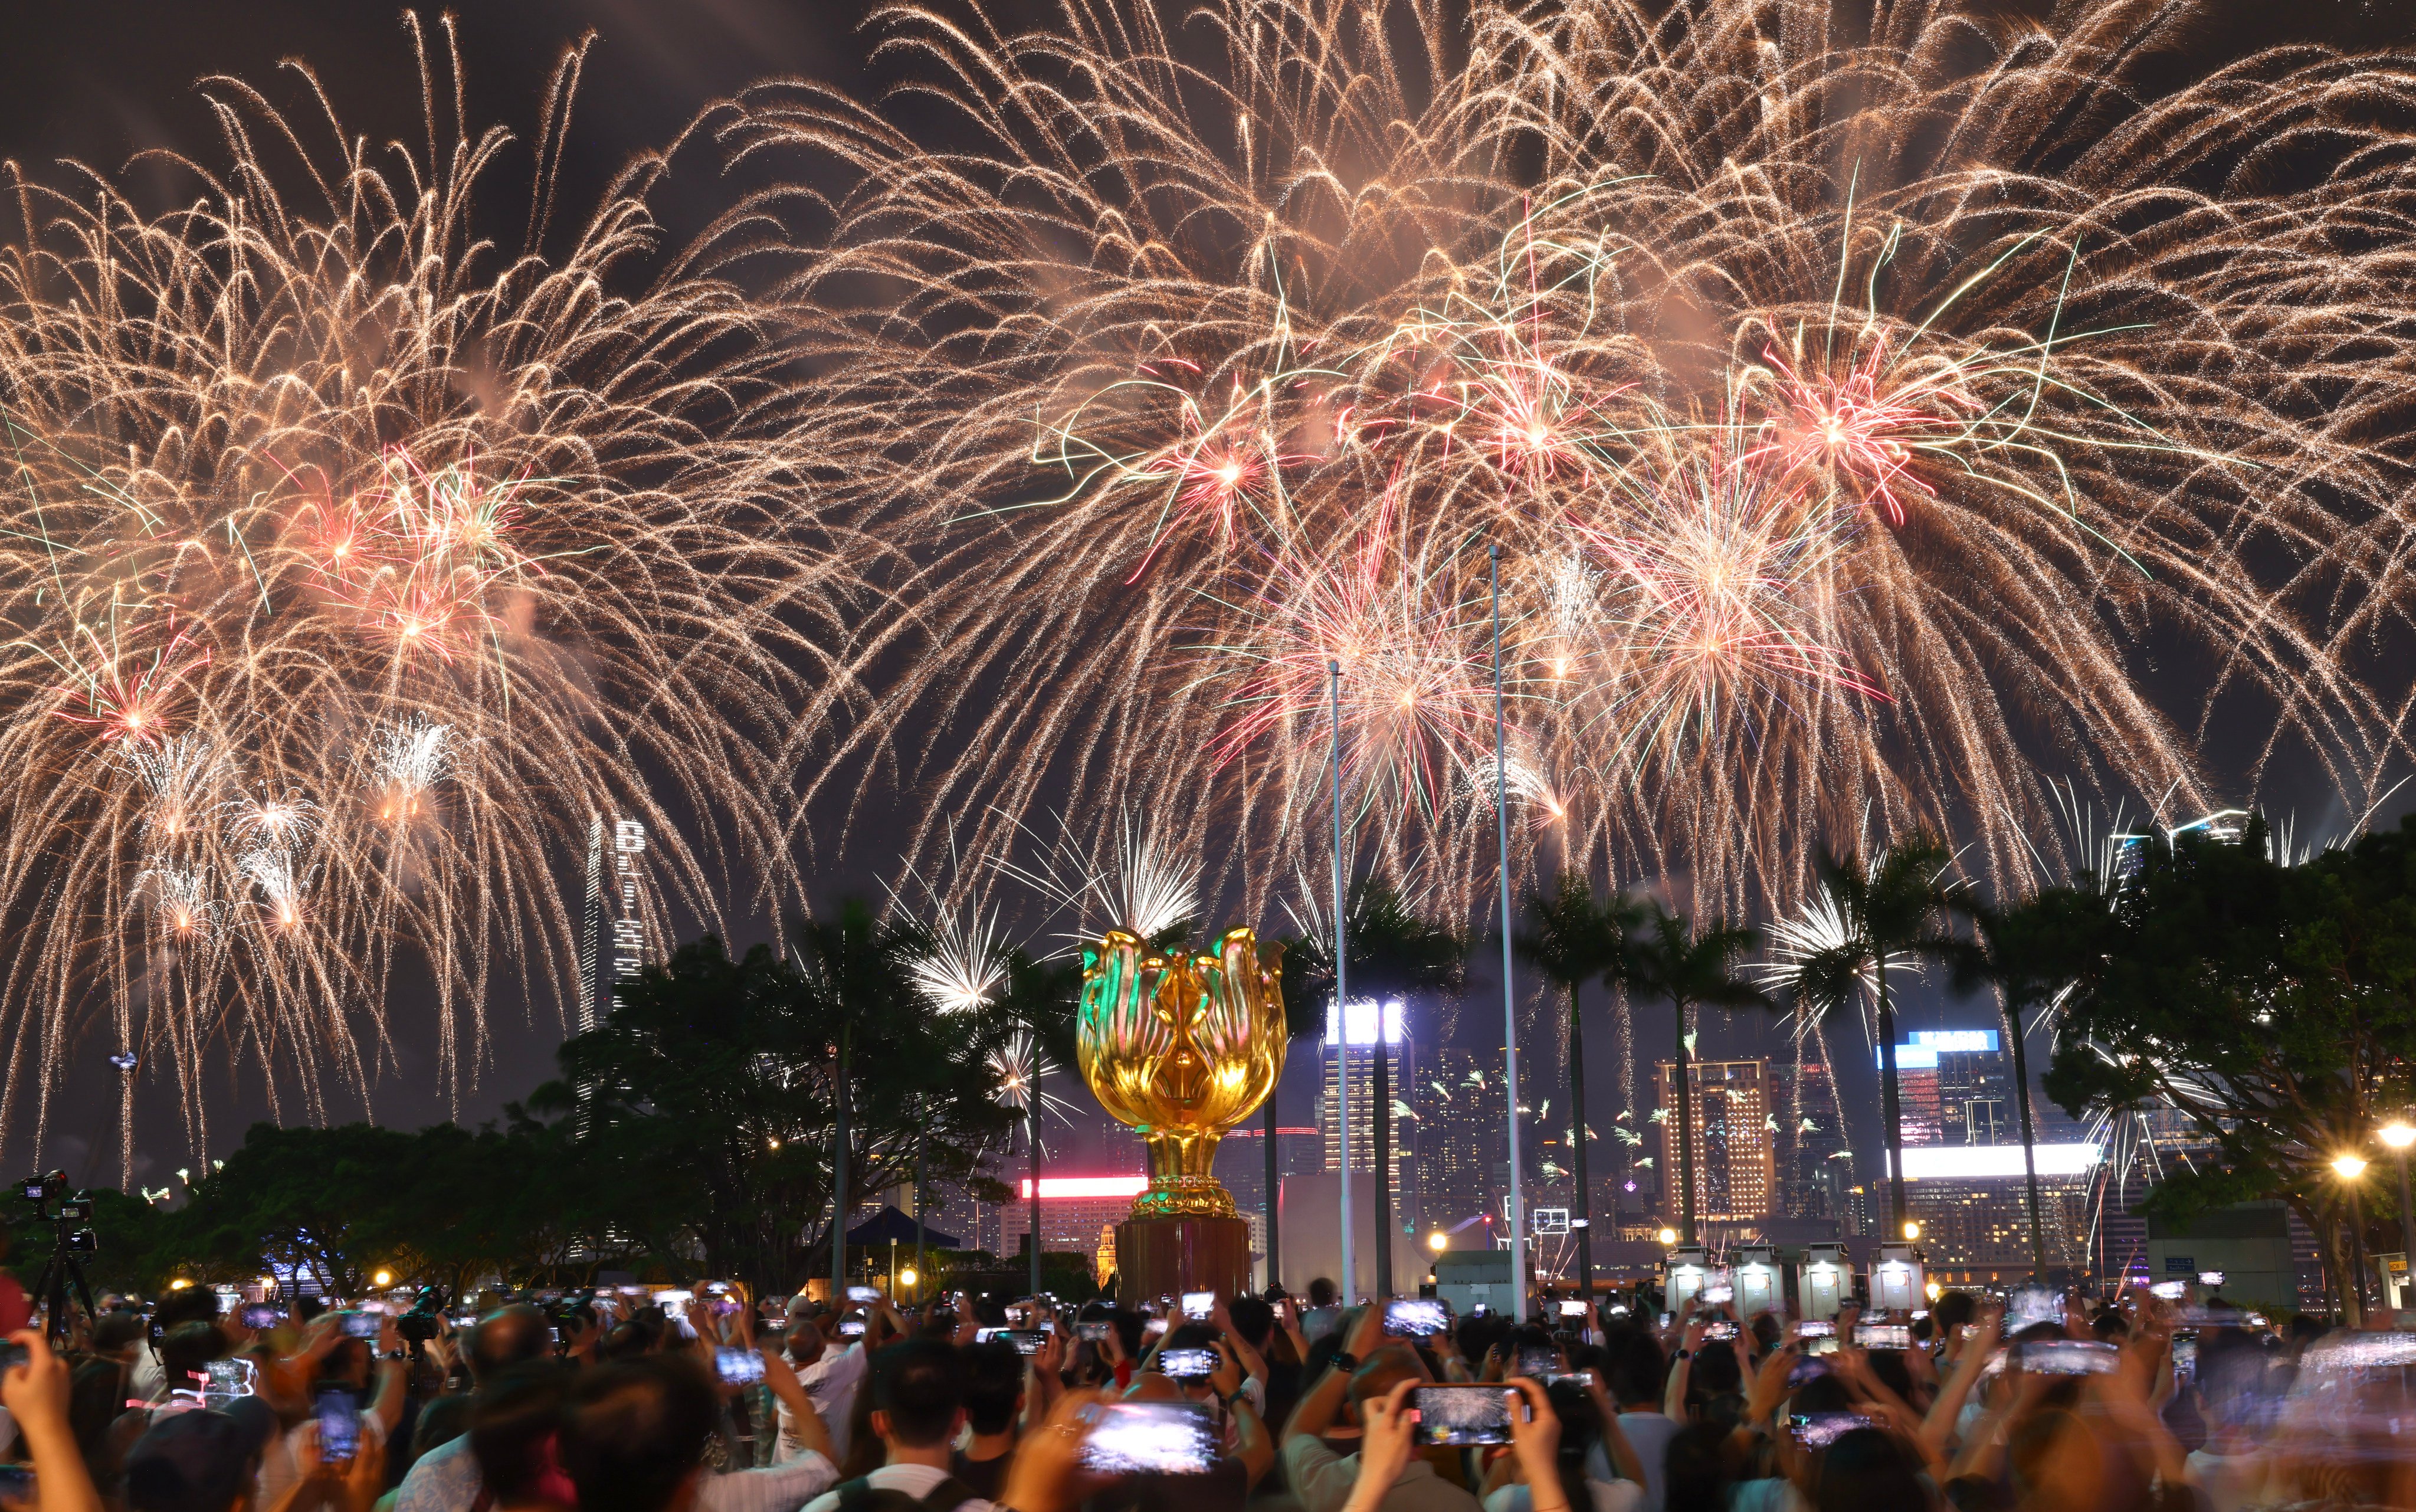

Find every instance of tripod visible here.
[22,1178,98,1343]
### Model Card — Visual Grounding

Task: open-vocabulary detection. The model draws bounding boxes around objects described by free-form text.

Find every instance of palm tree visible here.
[789,899,919,1295]
[1514,873,1638,1295]
[1621,906,1768,1245]
[1286,878,1466,1297]
[1782,837,1976,1240]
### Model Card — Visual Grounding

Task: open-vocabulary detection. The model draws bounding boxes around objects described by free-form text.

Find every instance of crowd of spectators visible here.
[0,1270,2408,1512]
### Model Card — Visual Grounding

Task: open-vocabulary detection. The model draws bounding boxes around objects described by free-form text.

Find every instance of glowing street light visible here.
[2332,1152,2372,1320]
[2382,1122,2416,1301]
[1427,1231,1449,1253]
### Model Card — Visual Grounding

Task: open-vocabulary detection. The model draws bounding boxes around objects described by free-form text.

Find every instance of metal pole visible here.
[1263,1094,1281,1295]
[2348,1183,2369,1324]
[831,1028,849,1301]
[1494,545,1526,1324]
[913,1113,926,1305]
[1330,658,1354,1302]
[1028,1103,1043,1299]
[2397,1148,2416,1306]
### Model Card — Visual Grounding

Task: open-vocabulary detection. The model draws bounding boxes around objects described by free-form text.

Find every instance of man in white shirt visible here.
[801,1339,992,1512]
[781,1302,870,1466]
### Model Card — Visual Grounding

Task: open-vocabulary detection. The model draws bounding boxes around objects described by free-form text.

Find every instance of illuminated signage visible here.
[1325,998,1405,1046]
[1883,1144,2102,1179]
[1018,1176,1150,1199]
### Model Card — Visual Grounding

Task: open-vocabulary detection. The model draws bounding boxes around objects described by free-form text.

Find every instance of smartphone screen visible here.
[1144,1317,1169,1337]
[1856,1323,1910,1349]
[339,1311,381,1340]
[1785,1356,1831,1389]
[1158,1347,1217,1380]
[1383,1299,1449,1337]
[1794,1321,1835,1339]
[2020,1339,2119,1376]
[1180,1291,1214,1320]
[838,1319,866,1338]
[1557,1300,1588,1319]
[1703,1321,1739,1342]
[1004,1329,1047,1356]
[239,1304,284,1330]
[2172,1336,2198,1383]
[204,1359,257,1402]
[1790,1412,1873,1448]
[847,1286,881,1304]
[1514,1346,1560,1379]
[1077,1321,1113,1342]
[2008,1285,2063,1333]
[1080,1401,1218,1474]
[715,1347,765,1385]
[317,1389,360,1463]
[1412,1385,1512,1446]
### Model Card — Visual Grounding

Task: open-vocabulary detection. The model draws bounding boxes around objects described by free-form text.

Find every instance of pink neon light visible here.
[1018,1176,1150,1199]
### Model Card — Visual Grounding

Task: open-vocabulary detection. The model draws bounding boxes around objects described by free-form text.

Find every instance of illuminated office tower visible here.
[1772,1059,1847,1218]
[1320,999,1415,1199]
[579,814,651,1026]
[1653,1058,1776,1222]
[1416,1048,1507,1230]
[1894,1142,2101,1281]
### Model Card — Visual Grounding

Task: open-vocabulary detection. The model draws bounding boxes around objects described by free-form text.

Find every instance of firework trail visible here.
[743,0,2416,925]
[0,18,868,1171]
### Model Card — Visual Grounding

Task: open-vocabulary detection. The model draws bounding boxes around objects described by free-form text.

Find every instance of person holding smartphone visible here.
[776,1298,868,1467]
[1280,1305,1479,1512]
[257,1311,409,1510]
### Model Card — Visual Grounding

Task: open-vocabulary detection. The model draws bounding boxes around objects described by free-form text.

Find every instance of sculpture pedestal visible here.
[1115,1214,1252,1304]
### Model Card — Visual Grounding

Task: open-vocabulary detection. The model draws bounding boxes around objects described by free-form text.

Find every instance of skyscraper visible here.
[1653,1058,1776,1222]
[1320,999,1415,1201]
[1875,1029,2020,1147]
[1416,1047,1507,1231]
[1771,1058,1848,1219]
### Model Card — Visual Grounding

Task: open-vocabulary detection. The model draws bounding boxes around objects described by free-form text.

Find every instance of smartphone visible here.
[1700,1284,1734,1305]
[1076,1321,1113,1342]
[1703,1321,1739,1342]
[1383,1298,1449,1337]
[1079,1401,1218,1474]
[838,1319,866,1339]
[1412,1384,1512,1446]
[2019,1339,2119,1376]
[1158,1347,1218,1381]
[1856,1323,1910,1349]
[316,1389,360,1464]
[204,1358,257,1402]
[238,1304,284,1330]
[1790,1412,1873,1448]
[2008,1285,2063,1333]
[1004,1329,1047,1356]
[2149,1280,2186,1301]
[1514,1346,1561,1379]
[1794,1321,1835,1340]
[847,1285,881,1304]
[0,1466,33,1502]
[2172,1334,2197,1384]
[1558,1300,1588,1319]
[715,1347,766,1385]
[1180,1291,1214,1320]
[1785,1355,1831,1389]
[339,1311,381,1340]
[974,1327,1007,1343]
[1144,1317,1169,1337]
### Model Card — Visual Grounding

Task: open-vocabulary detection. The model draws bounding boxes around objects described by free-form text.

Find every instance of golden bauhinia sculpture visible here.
[1078,927,1284,1219]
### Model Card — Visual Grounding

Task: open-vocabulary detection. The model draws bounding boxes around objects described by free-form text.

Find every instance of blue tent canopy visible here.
[844,1203,960,1249]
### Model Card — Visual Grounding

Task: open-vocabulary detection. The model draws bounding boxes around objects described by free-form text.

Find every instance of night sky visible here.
[3,0,2411,1191]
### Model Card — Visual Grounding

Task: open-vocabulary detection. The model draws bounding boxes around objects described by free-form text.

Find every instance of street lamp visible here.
[2382,1121,2416,1306]
[1656,1226,1678,1246]
[1427,1231,1449,1254]
[2333,1152,2371,1321]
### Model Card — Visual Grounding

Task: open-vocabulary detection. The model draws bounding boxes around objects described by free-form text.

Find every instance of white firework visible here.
[226,790,321,851]
[986,1029,1078,1126]
[136,860,220,941]
[909,901,1009,1014]
[998,806,1200,945]
[370,717,457,821]
[122,734,226,844]
[240,847,314,933]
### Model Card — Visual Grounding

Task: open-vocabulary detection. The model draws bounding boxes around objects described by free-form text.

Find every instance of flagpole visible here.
[1494,545,1526,1323]
[1330,657,1354,1302]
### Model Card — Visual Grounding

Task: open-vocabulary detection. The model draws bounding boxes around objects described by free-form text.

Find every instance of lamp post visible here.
[2333,1152,2371,1324]
[2382,1121,2416,1306]
[1329,658,1353,1303]
[1492,544,1525,1323]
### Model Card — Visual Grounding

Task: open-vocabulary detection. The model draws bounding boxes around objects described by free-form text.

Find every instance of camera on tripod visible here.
[20,1169,98,1340]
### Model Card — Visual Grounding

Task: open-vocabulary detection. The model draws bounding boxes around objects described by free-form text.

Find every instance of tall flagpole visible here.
[1330,658,1354,1301]
[1494,545,1526,1323]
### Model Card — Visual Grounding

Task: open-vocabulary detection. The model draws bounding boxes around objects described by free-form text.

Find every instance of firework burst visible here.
[746,0,2416,920]
[0,19,866,1170]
